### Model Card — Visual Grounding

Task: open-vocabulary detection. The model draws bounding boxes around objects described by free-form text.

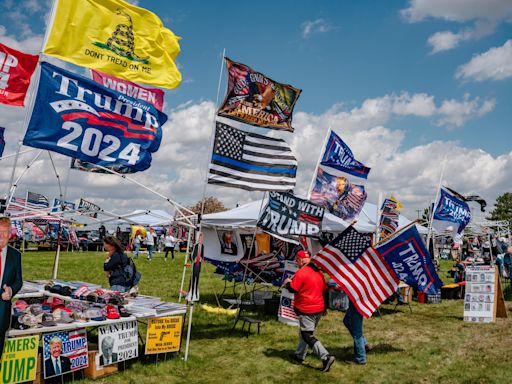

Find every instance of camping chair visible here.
[394,285,413,313]
[225,298,261,337]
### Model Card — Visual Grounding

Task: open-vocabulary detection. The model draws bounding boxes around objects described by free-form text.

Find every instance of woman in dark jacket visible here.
[103,236,130,292]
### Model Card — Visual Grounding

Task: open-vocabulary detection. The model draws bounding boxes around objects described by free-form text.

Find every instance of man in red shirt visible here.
[284,250,335,372]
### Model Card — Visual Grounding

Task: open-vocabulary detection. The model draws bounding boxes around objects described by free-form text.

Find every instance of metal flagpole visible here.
[426,155,447,254]
[183,301,194,361]
[375,192,383,243]
[178,229,193,302]
[7,150,44,205]
[306,126,331,199]
[0,147,36,162]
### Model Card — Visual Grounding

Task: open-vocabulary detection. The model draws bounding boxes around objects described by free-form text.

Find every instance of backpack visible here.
[122,255,141,287]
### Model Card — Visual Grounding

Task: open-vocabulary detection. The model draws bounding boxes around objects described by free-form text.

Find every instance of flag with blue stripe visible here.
[208,122,297,191]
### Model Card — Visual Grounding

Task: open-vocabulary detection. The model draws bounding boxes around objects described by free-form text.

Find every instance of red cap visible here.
[106,305,120,319]
[296,250,310,260]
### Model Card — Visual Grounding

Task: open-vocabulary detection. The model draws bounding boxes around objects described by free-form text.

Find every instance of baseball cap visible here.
[19,313,40,328]
[29,304,44,316]
[106,305,120,319]
[85,306,106,321]
[118,306,131,318]
[53,308,74,324]
[295,250,310,260]
[15,300,29,311]
[41,313,57,327]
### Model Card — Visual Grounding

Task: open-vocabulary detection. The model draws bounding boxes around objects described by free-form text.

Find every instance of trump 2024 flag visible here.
[313,226,398,318]
[23,62,166,173]
[432,187,472,237]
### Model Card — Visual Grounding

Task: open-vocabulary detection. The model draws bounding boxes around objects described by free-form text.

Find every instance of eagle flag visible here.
[22,62,166,173]
[217,58,301,132]
[44,0,181,89]
[313,226,398,318]
[320,130,371,179]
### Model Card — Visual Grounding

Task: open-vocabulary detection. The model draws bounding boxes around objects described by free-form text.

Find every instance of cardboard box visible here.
[84,350,118,380]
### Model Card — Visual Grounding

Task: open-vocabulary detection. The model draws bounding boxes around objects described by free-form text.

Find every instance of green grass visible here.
[20,251,512,384]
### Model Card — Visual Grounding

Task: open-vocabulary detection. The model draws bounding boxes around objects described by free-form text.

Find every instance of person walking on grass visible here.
[283,250,335,372]
[132,230,142,259]
[164,230,178,261]
[145,228,155,261]
[103,236,131,293]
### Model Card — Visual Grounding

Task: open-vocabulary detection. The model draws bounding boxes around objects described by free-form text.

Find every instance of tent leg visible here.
[183,303,194,362]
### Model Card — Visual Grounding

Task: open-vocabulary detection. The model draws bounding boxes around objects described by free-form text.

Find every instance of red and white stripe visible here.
[313,245,398,318]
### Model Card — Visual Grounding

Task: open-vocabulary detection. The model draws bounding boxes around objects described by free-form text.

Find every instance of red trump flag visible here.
[0,43,38,106]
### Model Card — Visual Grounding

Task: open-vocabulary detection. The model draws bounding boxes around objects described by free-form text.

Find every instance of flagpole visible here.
[375,192,383,243]
[306,126,331,199]
[425,155,447,255]
[373,219,421,248]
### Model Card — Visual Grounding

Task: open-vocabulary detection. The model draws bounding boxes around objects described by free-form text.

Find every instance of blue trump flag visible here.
[376,225,443,295]
[320,130,371,179]
[432,187,472,235]
[23,62,167,173]
[0,127,5,158]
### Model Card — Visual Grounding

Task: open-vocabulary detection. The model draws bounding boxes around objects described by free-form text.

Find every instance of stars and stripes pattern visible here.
[313,226,398,318]
[6,196,27,213]
[208,122,297,191]
[27,191,50,209]
[278,295,299,323]
[379,198,400,239]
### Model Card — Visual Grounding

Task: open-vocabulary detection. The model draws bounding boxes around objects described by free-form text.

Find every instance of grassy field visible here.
[19,250,512,384]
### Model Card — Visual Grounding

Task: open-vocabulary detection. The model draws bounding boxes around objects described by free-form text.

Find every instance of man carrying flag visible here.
[313,226,399,364]
[283,250,335,372]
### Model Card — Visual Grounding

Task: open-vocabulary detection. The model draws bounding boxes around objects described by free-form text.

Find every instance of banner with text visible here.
[258,192,324,237]
[0,336,39,384]
[43,329,88,379]
[23,62,166,172]
[97,320,138,368]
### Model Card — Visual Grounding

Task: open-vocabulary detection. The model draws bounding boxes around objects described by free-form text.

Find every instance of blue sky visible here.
[0,0,511,215]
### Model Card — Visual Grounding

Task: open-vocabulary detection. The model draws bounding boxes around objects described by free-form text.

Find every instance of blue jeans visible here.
[133,243,140,258]
[147,245,154,259]
[110,285,128,293]
[343,300,366,364]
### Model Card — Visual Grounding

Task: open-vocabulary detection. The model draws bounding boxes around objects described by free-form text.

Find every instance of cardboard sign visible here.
[43,329,88,379]
[278,260,299,327]
[0,336,39,384]
[97,320,138,367]
[145,316,183,354]
[463,266,507,323]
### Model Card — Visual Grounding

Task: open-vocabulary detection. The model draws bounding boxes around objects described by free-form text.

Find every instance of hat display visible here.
[41,313,57,327]
[118,306,131,318]
[53,308,74,324]
[106,305,120,319]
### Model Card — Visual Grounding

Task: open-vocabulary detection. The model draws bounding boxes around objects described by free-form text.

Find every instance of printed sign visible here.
[464,266,497,323]
[278,260,299,326]
[77,198,101,218]
[145,316,183,354]
[97,320,138,367]
[23,62,166,173]
[43,329,88,378]
[0,336,39,384]
[217,58,301,132]
[258,192,324,237]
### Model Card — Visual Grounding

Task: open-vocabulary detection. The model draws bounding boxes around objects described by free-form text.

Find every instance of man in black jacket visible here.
[0,216,23,360]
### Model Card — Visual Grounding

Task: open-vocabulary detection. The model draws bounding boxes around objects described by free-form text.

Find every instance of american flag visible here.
[313,226,398,318]
[26,191,49,209]
[278,292,299,325]
[208,122,297,191]
[6,196,27,213]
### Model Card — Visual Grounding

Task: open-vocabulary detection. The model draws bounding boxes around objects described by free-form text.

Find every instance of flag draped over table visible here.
[432,187,471,237]
[207,122,297,191]
[310,167,367,222]
[0,127,5,157]
[320,130,371,179]
[379,197,401,239]
[26,191,50,209]
[313,226,398,318]
[217,58,302,132]
[23,62,166,173]
[43,0,181,89]
[0,42,39,106]
[377,225,443,295]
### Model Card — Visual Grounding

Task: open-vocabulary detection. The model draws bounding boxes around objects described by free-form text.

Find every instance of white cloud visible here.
[401,0,512,53]
[301,19,335,39]
[456,39,512,81]
[0,25,43,53]
[436,95,496,129]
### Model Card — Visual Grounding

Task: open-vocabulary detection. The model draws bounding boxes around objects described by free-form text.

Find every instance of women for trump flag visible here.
[218,58,302,132]
[23,62,166,173]
[44,0,181,89]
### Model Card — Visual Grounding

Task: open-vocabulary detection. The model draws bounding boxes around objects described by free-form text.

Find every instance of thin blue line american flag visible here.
[27,191,49,209]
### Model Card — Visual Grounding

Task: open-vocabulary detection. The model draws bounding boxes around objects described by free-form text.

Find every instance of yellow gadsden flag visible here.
[44,0,181,89]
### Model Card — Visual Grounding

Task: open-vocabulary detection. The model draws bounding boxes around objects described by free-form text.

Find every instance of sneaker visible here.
[288,353,304,364]
[321,355,335,372]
